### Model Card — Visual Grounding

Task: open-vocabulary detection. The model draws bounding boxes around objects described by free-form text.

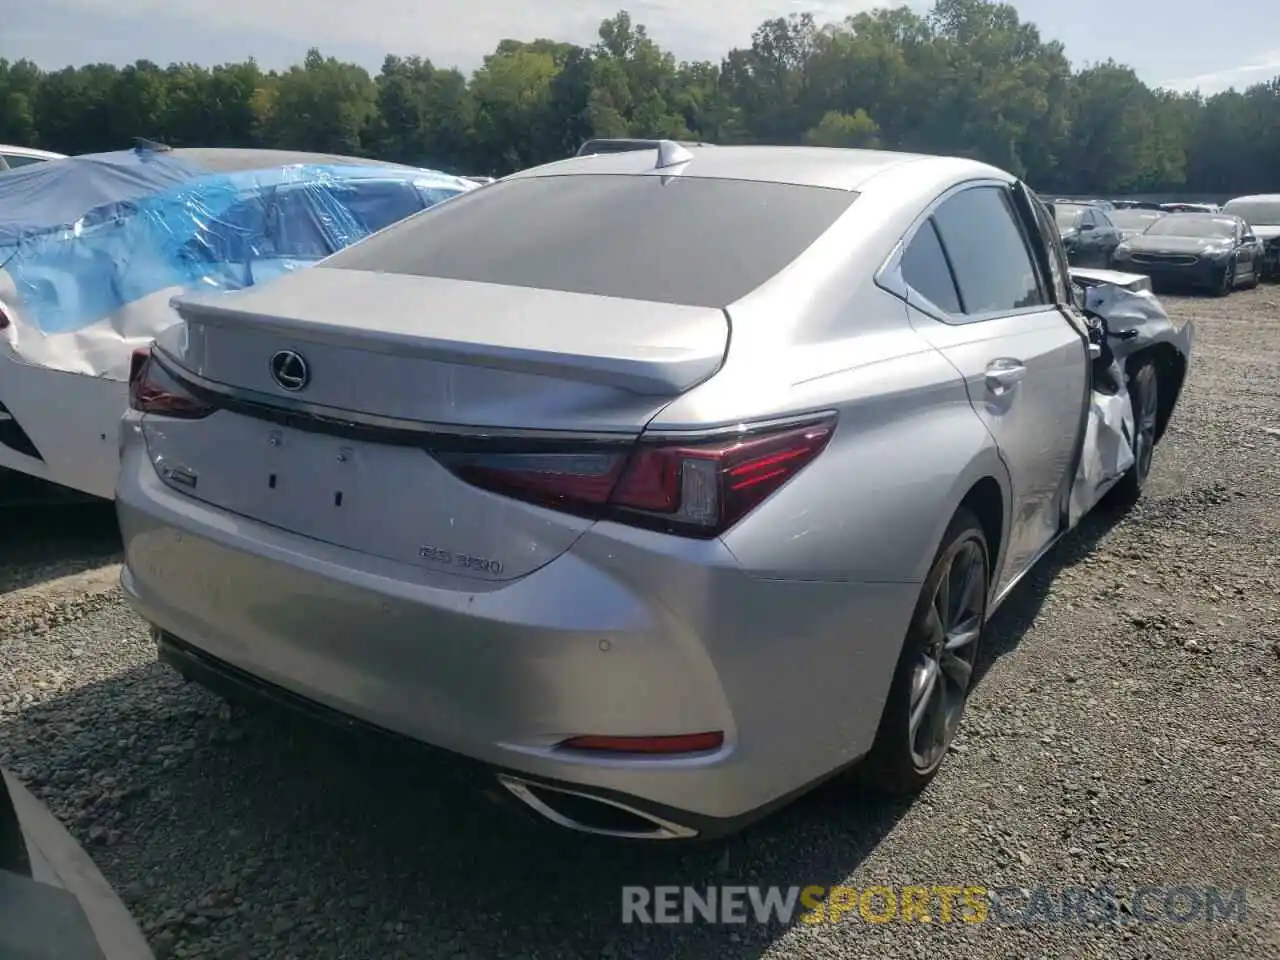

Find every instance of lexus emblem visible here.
[269,350,309,392]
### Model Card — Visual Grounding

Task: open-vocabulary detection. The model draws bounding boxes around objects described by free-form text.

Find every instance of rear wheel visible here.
[863,508,989,794]
[1106,359,1159,508]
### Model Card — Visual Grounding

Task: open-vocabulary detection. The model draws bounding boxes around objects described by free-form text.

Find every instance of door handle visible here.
[986,358,1027,394]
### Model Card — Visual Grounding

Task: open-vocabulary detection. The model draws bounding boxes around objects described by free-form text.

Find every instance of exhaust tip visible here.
[497,775,697,840]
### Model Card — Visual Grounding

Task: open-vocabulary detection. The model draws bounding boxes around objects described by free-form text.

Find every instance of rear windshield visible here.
[322,174,857,308]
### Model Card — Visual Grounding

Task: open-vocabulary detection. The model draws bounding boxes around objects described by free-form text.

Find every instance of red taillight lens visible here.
[128,349,214,419]
[437,414,836,537]
[557,731,724,755]
[609,418,837,534]
[435,450,629,513]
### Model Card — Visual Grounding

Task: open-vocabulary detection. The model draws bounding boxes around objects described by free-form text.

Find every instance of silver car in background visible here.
[116,144,1192,839]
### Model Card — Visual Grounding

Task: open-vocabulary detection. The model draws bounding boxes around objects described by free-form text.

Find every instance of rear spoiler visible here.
[170,270,730,397]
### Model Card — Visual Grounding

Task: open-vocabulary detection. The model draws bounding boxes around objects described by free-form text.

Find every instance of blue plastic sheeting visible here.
[1,161,472,334]
[0,149,204,247]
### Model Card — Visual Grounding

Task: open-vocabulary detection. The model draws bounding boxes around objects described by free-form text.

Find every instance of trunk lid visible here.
[167,267,728,404]
[141,268,729,581]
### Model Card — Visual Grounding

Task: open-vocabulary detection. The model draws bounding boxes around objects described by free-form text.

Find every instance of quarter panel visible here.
[0,354,127,499]
[717,344,1006,584]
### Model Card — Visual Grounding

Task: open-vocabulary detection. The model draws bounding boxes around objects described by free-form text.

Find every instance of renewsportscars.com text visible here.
[621,884,1249,925]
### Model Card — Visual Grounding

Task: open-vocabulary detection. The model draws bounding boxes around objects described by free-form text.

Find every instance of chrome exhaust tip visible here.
[496,775,698,840]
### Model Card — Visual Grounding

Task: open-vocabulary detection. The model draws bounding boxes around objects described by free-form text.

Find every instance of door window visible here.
[900,219,962,314]
[932,186,1047,316]
[1029,195,1074,307]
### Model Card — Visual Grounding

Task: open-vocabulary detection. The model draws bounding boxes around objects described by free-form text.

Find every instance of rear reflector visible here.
[557,732,724,754]
[128,348,215,420]
[436,414,836,538]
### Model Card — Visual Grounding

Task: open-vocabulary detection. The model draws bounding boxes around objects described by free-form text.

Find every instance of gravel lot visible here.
[2,287,1278,960]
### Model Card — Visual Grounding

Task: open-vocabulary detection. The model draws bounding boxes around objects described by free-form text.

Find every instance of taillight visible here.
[0,305,10,331]
[128,346,150,384]
[128,348,214,419]
[436,414,836,537]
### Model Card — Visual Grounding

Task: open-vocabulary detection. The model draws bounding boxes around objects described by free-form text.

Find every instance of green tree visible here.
[266,49,377,155]
[0,4,1277,194]
[805,109,881,148]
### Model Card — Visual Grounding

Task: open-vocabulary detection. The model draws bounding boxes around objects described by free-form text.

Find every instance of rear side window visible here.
[1,153,47,169]
[901,221,962,314]
[269,188,335,259]
[333,180,425,234]
[323,174,858,308]
[932,187,1045,315]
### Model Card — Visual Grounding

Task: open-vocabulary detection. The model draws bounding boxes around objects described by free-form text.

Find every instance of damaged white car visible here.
[0,145,473,501]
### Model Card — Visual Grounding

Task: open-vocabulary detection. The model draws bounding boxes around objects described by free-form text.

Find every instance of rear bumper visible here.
[116,433,919,830]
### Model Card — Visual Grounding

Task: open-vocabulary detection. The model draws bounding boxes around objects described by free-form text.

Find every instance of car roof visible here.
[1224,194,1280,204]
[168,147,416,173]
[506,143,1007,193]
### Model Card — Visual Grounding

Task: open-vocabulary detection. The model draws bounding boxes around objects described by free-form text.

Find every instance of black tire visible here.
[1105,359,1159,508]
[863,507,989,795]
[1212,261,1235,297]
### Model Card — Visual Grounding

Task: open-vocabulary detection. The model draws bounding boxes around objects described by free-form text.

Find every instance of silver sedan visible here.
[116,143,1192,839]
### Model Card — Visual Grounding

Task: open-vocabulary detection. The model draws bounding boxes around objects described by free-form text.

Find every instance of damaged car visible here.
[1221,194,1280,281]
[1110,211,1263,295]
[0,145,473,500]
[0,145,66,171]
[116,143,1192,840]
[1053,201,1123,267]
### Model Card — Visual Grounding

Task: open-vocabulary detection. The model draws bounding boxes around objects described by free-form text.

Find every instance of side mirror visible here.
[1079,222,1095,232]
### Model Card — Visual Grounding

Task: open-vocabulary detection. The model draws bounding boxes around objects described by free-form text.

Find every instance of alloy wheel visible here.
[908,537,987,772]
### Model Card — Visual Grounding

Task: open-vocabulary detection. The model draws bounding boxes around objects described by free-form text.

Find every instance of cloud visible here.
[59,0,874,70]
[1161,48,1280,93]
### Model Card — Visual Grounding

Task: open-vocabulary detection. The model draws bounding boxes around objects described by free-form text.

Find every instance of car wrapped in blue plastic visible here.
[0,145,474,500]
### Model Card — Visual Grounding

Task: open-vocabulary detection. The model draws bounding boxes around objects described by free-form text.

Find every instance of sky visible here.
[2,0,1278,96]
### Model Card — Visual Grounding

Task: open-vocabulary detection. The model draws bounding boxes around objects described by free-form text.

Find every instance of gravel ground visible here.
[2,286,1278,960]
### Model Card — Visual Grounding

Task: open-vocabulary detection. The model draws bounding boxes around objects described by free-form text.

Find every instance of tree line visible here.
[2,1,1277,195]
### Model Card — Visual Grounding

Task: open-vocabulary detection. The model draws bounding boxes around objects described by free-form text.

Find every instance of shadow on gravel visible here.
[976,500,1130,685]
[0,486,121,594]
[0,500,1138,960]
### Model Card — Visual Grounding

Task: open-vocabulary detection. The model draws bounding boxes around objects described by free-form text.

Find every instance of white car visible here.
[0,146,472,500]
[0,145,66,172]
